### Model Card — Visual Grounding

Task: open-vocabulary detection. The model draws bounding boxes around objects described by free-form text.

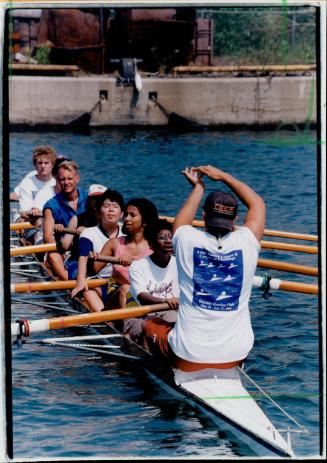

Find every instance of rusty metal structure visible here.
[11,7,213,74]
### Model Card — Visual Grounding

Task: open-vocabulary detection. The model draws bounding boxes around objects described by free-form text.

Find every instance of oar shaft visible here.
[257,259,318,276]
[11,303,170,336]
[253,276,318,295]
[158,215,318,241]
[260,241,317,254]
[10,222,37,231]
[10,243,57,256]
[11,278,108,293]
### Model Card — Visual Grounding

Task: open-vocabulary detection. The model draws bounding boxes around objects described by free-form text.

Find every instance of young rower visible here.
[142,165,266,372]
[125,219,179,343]
[16,146,57,243]
[91,198,159,310]
[70,188,125,311]
[43,160,88,280]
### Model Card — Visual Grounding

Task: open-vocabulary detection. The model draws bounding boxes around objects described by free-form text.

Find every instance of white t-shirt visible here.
[129,255,180,304]
[18,174,56,212]
[79,225,124,278]
[168,225,260,363]
[33,184,56,210]
[14,170,37,196]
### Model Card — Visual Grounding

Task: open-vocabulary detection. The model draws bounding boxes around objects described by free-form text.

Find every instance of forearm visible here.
[218,171,262,210]
[173,183,205,232]
[137,292,167,305]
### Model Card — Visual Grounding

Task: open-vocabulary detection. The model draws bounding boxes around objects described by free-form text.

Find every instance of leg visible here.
[46,252,68,280]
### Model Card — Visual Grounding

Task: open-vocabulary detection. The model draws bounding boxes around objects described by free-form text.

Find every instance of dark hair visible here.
[52,157,71,176]
[147,219,172,248]
[123,197,159,241]
[95,189,124,212]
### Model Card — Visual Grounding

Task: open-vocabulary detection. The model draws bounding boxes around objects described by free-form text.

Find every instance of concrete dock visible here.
[9,75,316,128]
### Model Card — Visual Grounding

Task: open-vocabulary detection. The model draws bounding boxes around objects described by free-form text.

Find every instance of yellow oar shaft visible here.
[11,303,170,336]
[260,241,317,254]
[159,215,318,242]
[253,276,318,294]
[10,222,37,231]
[257,259,318,276]
[10,243,57,256]
[11,278,108,293]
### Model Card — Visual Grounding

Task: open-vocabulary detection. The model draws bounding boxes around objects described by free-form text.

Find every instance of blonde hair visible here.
[57,159,79,175]
[33,146,57,166]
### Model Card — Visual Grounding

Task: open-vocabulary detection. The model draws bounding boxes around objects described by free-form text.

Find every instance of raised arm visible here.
[173,167,205,233]
[193,165,266,241]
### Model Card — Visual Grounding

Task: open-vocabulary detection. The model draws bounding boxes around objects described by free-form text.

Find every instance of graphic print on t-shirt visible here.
[192,247,243,311]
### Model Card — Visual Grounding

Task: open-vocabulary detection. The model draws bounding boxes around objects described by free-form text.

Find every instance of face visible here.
[35,155,53,177]
[154,228,173,255]
[123,205,143,233]
[57,167,80,194]
[100,199,122,225]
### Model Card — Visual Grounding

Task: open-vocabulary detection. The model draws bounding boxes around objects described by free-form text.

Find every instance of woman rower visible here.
[91,197,159,310]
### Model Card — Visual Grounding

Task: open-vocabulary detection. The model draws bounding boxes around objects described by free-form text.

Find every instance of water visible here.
[9,128,320,458]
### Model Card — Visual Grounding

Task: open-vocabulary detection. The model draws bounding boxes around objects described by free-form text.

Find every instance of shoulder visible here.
[233,226,261,248]
[173,225,203,244]
[80,226,98,239]
[77,187,88,202]
[130,256,150,272]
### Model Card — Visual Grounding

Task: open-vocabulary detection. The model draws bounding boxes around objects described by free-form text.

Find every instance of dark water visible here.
[9,128,320,458]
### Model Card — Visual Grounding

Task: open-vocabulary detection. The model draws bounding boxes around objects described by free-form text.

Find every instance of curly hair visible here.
[32,146,57,166]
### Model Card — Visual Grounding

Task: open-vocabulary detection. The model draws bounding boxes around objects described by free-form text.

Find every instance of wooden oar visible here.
[11,278,109,293]
[10,243,58,256]
[11,303,170,336]
[11,272,318,338]
[159,215,318,242]
[260,241,318,254]
[257,259,318,276]
[253,276,318,295]
[10,222,38,231]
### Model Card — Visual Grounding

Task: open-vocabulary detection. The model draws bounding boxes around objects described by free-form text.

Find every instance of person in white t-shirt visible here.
[18,146,57,220]
[70,188,125,312]
[126,219,179,343]
[143,165,266,372]
[16,146,57,243]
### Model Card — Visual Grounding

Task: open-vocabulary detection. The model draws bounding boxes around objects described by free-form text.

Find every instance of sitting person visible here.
[54,184,108,281]
[125,219,179,343]
[70,188,125,312]
[91,198,159,310]
[43,159,88,279]
[16,145,57,243]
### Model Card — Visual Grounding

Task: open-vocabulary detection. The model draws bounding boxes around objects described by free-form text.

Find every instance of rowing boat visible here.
[10,234,307,458]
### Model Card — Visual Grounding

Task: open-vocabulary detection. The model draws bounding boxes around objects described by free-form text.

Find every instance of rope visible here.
[238,367,308,432]
[260,274,272,299]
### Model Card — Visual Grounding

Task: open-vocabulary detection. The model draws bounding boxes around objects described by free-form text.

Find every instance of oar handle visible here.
[92,254,121,264]
[257,259,318,276]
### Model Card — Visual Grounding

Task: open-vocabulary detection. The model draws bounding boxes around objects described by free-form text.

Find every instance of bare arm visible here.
[173,168,205,233]
[43,208,56,243]
[194,165,266,241]
[60,215,77,251]
[91,238,117,273]
[137,292,179,309]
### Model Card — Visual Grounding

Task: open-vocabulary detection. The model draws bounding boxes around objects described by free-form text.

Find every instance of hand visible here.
[165,297,179,309]
[182,167,204,188]
[89,251,99,260]
[53,223,64,233]
[119,255,134,266]
[193,165,226,181]
[76,226,85,235]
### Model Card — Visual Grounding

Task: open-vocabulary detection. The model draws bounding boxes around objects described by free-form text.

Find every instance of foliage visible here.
[35,43,51,65]
[201,7,316,65]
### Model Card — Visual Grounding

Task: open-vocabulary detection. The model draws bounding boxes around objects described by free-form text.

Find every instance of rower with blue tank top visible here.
[43,159,88,280]
[142,165,266,373]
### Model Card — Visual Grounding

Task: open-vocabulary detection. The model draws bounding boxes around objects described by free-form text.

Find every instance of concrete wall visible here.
[9,75,316,127]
